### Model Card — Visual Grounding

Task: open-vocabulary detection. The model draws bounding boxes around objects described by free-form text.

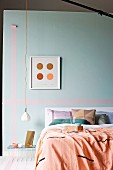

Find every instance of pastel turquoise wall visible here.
[2,10,113,153]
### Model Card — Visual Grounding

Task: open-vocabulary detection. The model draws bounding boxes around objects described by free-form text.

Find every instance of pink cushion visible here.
[48,109,72,120]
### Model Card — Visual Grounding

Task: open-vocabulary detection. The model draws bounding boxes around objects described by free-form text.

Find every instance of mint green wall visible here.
[2,10,113,153]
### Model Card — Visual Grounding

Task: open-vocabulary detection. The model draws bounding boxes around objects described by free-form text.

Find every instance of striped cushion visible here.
[72,109,96,125]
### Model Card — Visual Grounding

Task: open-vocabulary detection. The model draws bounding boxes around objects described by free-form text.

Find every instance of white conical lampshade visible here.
[21,108,30,121]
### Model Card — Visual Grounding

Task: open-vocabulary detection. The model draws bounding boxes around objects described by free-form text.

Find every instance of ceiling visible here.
[1,0,113,13]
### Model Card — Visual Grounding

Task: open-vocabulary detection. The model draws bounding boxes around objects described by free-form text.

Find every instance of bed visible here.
[34,107,113,170]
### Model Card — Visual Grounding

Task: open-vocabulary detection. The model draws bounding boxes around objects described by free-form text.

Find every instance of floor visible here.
[0,156,35,170]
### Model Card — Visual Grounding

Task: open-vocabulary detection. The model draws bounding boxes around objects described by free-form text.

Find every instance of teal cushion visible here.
[49,119,71,126]
[73,118,90,125]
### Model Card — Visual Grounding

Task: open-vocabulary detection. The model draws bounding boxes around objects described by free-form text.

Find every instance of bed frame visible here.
[45,107,113,127]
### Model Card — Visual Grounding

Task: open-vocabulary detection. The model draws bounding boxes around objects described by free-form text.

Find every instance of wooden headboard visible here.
[45,107,113,127]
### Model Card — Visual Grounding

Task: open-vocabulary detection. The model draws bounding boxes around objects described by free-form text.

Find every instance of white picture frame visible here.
[30,56,61,89]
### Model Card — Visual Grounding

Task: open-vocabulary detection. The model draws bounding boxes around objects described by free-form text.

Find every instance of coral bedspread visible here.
[34,127,113,170]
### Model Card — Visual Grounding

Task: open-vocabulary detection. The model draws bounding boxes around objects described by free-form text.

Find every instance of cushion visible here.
[49,119,71,126]
[73,118,90,125]
[96,111,113,124]
[48,109,72,120]
[72,109,96,125]
[95,113,108,124]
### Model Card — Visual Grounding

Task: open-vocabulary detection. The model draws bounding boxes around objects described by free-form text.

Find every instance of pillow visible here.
[72,109,96,125]
[49,119,71,126]
[96,111,113,124]
[95,114,108,124]
[73,118,90,125]
[48,109,72,120]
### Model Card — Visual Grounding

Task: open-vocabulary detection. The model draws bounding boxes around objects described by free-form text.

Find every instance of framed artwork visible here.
[30,56,61,89]
[25,131,35,147]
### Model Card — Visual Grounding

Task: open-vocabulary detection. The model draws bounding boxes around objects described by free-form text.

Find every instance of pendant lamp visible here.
[21,0,30,121]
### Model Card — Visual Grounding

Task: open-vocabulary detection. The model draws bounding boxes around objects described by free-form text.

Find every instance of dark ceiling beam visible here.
[62,0,113,19]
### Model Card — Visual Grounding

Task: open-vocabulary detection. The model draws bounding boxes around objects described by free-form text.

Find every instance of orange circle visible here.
[37,73,43,80]
[37,63,43,70]
[47,63,53,70]
[47,73,53,80]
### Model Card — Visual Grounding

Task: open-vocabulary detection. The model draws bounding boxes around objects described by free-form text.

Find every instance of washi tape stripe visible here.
[11,24,17,143]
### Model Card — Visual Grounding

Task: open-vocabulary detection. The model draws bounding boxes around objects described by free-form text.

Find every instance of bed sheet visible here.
[34,124,113,170]
[41,123,113,134]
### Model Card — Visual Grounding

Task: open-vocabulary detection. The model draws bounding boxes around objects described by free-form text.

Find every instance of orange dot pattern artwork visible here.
[36,62,54,81]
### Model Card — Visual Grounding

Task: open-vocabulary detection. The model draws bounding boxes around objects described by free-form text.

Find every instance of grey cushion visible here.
[96,111,113,124]
[95,114,107,124]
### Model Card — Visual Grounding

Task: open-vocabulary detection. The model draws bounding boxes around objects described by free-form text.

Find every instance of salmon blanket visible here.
[34,127,113,170]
